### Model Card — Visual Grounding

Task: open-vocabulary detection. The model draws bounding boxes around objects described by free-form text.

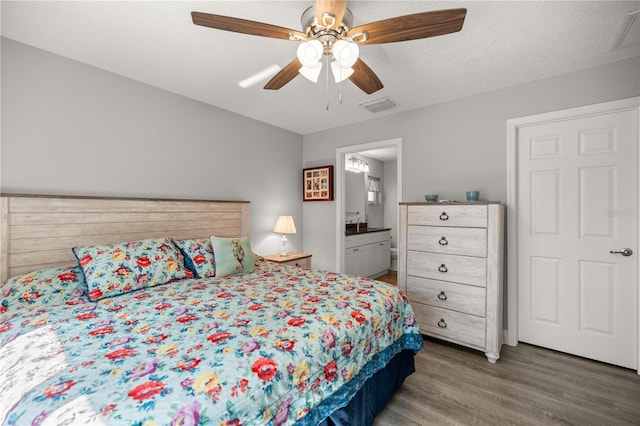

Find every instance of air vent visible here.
[359,96,398,113]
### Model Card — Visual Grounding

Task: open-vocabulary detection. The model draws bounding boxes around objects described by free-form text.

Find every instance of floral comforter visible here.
[0,262,422,425]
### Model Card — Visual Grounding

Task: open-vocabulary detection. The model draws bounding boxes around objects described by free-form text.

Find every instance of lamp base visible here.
[280,234,288,257]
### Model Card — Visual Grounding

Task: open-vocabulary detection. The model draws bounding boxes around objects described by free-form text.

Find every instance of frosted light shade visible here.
[297,40,323,67]
[273,215,297,234]
[299,62,322,82]
[332,40,359,68]
[330,60,354,83]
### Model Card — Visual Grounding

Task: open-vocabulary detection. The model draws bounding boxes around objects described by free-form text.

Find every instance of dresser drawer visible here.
[412,303,486,349]
[407,276,486,317]
[264,253,312,268]
[408,251,487,287]
[408,205,487,228]
[285,256,311,268]
[407,226,487,257]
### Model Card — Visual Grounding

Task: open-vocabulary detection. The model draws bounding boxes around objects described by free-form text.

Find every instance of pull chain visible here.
[338,64,343,104]
[325,55,330,111]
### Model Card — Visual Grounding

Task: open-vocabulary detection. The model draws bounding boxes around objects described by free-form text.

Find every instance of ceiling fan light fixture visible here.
[192,6,466,96]
[332,40,359,68]
[297,40,323,67]
[299,62,323,83]
[321,12,337,29]
[330,60,354,83]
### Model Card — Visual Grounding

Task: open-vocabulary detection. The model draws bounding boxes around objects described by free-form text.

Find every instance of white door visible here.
[517,106,638,369]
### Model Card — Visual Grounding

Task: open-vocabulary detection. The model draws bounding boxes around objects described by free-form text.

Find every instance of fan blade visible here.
[264,59,302,90]
[348,8,466,44]
[192,12,306,41]
[315,0,347,29]
[349,59,383,94]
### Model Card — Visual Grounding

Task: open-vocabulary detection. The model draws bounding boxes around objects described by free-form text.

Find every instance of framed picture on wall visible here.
[303,165,334,201]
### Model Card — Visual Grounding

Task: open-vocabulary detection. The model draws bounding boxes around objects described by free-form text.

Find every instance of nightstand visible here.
[263,252,312,268]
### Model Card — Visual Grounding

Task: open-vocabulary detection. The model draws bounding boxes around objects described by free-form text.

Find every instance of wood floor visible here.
[374,337,640,425]
[376,270,397,286]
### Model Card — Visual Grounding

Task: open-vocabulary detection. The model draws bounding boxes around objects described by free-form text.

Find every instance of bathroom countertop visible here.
[345,227,391,236]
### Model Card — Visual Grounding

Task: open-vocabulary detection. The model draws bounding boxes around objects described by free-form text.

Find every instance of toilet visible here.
[389,247,398,271]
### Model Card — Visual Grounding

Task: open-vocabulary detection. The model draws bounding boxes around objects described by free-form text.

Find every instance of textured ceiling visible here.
[2,1,639,135]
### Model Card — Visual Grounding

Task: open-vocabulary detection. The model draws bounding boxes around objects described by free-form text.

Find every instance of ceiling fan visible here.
[192,1,466,94]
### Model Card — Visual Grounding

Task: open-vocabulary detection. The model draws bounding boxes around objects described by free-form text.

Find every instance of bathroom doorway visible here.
[335,138,403,273]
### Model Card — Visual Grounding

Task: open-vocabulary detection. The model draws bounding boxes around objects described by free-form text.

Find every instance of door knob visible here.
[609,248,633,257]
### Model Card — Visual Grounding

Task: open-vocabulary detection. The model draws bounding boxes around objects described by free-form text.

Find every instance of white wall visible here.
[383,160,398,249]
[1,38,304,256]
[5,36,637,282]
[302,57,640,275]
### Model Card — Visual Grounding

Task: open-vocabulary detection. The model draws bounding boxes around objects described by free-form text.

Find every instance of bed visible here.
[0,194,422,426]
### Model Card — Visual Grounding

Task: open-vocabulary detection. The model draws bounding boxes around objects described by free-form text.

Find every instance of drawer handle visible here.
[437,318,447,328]
[438,264,448,273]
[437,291,447,301]
[439,236,448,246]
[353,248,359,252]
[439,212,449,221]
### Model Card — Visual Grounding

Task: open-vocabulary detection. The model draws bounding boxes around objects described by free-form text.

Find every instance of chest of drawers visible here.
[398,202,505,363]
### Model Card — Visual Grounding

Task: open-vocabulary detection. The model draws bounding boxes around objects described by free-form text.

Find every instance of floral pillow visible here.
[1,265,87,310]
[172,238,216,278]
[210,235,256,278]
[73,237,191,301]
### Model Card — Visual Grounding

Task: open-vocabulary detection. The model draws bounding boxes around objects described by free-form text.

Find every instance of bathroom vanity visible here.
[345,226,391,278]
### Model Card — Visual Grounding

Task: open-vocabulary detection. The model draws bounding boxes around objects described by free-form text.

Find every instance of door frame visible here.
[335,138,402,272]
[505,97,640,372]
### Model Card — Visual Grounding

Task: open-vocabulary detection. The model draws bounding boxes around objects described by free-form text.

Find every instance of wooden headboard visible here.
[0,194,250,282]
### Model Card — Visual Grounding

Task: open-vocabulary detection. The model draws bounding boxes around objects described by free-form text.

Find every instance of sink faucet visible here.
[356,217,364,232]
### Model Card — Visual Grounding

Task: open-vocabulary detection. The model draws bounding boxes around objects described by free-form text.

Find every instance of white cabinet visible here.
[369,239,391,276]
[345,230,391,278]
[345,246,367,277]
[399,202,505,363]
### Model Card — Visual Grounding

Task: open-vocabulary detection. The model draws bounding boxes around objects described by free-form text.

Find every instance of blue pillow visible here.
[172,238,216,278]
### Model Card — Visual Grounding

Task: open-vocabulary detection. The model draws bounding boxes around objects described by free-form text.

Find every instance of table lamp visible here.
[273,215,297,256]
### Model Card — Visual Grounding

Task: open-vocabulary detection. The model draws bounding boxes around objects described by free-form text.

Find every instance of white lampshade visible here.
[332,40,359,68]
[330,60,354,83]
[299,62,323,83]
[297,40,323,67]
[273,216,297,234]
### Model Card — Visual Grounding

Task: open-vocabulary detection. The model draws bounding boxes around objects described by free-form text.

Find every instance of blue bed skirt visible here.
[318,349,416,426]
